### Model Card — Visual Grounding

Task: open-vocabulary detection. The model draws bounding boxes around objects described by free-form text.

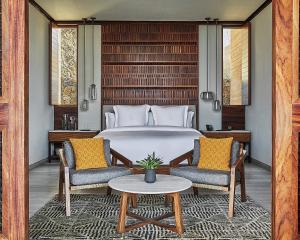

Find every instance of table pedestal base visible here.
[117,192,184,235]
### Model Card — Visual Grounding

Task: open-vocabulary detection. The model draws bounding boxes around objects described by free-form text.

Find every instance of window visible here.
[222,24,250,105]
[51,25,78,105]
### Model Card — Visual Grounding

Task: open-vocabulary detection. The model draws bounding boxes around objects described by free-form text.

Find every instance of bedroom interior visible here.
[2,0,300,239]
[27,1,272,238]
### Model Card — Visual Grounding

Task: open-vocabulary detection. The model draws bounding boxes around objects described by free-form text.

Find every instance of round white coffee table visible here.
[108,174,192,235]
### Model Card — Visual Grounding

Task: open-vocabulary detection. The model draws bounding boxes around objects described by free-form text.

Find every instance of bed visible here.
[96,105,202,165]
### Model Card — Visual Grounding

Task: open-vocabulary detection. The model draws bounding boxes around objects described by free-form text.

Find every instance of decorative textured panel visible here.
[101,23,198,105]
[51,27,78,105]
[222,105,245,130]
[61,28,77,105]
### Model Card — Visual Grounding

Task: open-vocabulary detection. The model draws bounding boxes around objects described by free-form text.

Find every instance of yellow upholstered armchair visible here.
[57,139,133,216]
[170,140,246,218]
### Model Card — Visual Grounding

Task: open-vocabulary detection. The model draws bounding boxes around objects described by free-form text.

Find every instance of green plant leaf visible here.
[136,152,162,170]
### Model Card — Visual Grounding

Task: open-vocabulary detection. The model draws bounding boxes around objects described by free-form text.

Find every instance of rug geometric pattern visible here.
[29,194,271,240]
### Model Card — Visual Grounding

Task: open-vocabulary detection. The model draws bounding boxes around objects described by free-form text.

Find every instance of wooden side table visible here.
[48,130,100,162]
[200,130,251,162]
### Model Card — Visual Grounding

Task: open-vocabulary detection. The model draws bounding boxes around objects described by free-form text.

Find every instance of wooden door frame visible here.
[0,0,300,239]
[1,0,29,239]
[272,0,299,238]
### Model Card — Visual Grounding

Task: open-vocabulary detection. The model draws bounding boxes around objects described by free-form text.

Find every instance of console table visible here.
[200,130,251,162]
[48,130,100,162]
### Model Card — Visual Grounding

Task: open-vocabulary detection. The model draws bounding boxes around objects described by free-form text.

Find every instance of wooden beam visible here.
[29,0,264,25]
[29,0,54,22]
[245,0,272,22]
[54,20,245,26]
[2,0,29,238]
[272,0,298,238]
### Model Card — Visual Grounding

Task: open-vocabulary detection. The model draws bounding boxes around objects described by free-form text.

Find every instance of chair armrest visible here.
[170,150,194,168]
[110,148,133,168]
[231,144,246,171]
[56,148,69,168]
[56,148,70,187]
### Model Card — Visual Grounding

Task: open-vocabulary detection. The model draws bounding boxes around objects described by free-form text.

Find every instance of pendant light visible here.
[213,18,222,111]
[201,17,214,101]
[81,18,89,111]
[89,17,97,101]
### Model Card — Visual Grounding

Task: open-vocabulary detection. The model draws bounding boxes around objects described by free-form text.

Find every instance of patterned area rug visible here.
[30,194,271,240]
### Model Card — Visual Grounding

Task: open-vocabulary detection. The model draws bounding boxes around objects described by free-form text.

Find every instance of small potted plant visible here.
[137,152,163,183]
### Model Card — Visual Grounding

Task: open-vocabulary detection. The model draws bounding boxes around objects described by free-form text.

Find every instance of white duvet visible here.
[95,126,202,165]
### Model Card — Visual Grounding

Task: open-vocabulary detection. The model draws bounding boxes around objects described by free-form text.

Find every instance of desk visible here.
[200,130,251,162]
[48,130,100,162]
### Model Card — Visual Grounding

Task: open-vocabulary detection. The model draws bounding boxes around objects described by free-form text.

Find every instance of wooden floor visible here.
[29,162,271,217]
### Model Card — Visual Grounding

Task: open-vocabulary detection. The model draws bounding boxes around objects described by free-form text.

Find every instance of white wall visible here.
[199,25,222,130]
[78,25,101,130]
[245,5,272,166]
[29,5,54,165]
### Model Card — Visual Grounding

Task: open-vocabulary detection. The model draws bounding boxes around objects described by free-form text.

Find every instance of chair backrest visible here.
[192,139,240,166]
[63,139,112,169]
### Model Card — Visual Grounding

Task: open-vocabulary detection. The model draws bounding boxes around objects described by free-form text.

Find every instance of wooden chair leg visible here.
[64,169,71,217]
[172,192,184,235]
[193,187,198,196]
[240,164,247,202]
[165,194,175,212]
[107,186,112,196]
[164,194,169,206]
[130,194,137,208]
[165,194,172,207]
[58,163,64,201]
[117,192,129,233]
[228,171,236,218]
[112,156,117,166]
[187,156,193,166]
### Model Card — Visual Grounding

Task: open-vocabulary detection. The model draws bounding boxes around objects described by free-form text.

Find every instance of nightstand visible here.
[48,130,100,162]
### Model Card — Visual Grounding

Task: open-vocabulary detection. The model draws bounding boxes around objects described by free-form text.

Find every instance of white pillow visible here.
[148,111,155,126]
[113,105,150,127]
[186,111,194,128]
[151,106,188,127]
[105,112,115,129]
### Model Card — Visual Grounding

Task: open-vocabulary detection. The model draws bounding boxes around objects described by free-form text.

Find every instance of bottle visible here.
[62,114,69,130]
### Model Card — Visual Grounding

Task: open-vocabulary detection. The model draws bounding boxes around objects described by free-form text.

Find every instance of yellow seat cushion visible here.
[197,137,233,171]
[70,138,108,170]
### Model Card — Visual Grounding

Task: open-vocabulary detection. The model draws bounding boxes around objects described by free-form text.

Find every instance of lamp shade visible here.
[200,91,214,101]
[213,99,222,111]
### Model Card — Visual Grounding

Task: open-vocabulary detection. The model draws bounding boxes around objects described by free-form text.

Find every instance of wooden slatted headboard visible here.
[100,23,199,130]
[101,22,199,107]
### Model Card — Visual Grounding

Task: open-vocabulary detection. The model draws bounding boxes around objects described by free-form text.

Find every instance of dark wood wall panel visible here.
[222,106,245,130]
[54,106,78,130]
[101,23,198,105]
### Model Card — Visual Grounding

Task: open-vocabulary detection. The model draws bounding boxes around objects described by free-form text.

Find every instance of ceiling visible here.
[35,0,266,21]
